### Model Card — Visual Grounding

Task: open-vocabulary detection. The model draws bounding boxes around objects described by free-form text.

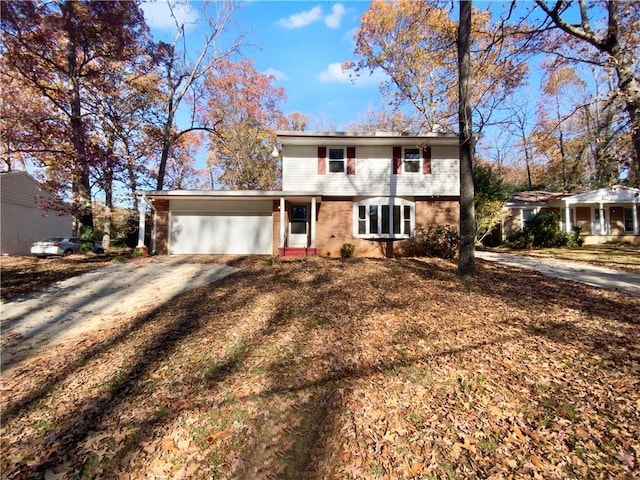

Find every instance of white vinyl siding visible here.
[0,172,73,255]
[282,144,459,196]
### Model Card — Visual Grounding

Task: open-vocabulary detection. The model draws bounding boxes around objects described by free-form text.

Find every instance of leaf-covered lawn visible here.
[0,253,139,301]
[1,256,639,479]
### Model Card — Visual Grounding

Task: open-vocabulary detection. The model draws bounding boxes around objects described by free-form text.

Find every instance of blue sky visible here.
[140,1,387,130]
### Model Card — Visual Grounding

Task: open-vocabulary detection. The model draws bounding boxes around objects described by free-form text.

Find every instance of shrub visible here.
[569,224,584,247]
[505,228,534,249]
[505,212,570,249]
[399,225,460,259]
[340,243,355,258]
[528,212,569,247]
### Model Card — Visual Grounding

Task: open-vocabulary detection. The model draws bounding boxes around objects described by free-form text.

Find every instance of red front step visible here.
[278,247,318,257]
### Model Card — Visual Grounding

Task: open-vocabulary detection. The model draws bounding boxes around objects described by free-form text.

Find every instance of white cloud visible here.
[140,1,199,31]
[324,3,346,29]
[276,6,323,29]
[318,63,352,84]
[263,68,289,82]
[318,62,387,87]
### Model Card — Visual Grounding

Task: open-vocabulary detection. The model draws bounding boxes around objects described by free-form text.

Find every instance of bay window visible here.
[354,197,414,238]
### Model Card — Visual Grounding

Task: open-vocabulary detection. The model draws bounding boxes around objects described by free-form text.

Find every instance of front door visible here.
[289,204,308,247]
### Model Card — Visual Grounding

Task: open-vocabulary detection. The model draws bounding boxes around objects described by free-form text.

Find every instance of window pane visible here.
[404,148,420,159]
[404,205,411,234]
[624,207,633,231]
[523,209,535,229]
[329,160,344,172]
[329,148,344,159]
[291,205,307,220]
[382,205,390,234]
[404,160,420,173]
[358,206,366,234]
[369,205,379,234]
[291,222,306,234]
[393,206,401,234]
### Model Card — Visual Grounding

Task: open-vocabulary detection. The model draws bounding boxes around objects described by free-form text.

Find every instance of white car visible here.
[31,237,81,257]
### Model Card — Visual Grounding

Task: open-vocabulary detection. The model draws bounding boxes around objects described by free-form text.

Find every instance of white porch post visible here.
[599,202,605,235]
[279,197,286,248]
[565,204,571,233]
[633,202,639,235]
[310,196,317,248]
[136,195,147,249]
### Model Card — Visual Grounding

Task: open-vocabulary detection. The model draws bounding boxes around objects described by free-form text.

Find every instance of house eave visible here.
[136,190,322,200]
[276,130,460,147]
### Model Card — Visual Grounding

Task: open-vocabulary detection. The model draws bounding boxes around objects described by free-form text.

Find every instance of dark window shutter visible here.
[317,146,326,174]
[347,146,356,174]
[423,146,432,174]
[392,146,402,174]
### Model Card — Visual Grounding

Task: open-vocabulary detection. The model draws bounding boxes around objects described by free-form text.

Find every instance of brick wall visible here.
[154,200,169,254]
[315,198,460,258]
[415,199,460,229]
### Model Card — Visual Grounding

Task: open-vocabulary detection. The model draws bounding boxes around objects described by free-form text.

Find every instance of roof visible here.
[275,130,460,146]
[562,185,640,204]
[506,186,640,207]
[506,191,569,206]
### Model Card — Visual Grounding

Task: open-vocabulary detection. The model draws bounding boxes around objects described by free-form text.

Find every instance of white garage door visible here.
[170,211,273,254]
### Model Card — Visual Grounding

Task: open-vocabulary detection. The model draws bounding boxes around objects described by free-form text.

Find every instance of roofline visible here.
[275,130,460,146]
[136,190,320,199]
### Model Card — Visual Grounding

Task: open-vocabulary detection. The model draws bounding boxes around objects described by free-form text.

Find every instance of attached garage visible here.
[169,199,273,255]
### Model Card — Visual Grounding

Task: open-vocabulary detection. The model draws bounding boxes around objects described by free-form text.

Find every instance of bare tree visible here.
[154,0,243,190]
[534,0,640,186]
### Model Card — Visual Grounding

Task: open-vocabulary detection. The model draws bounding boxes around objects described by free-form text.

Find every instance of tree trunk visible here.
[457,0,475,276]
[63,1,93,240]
[156,106,175,191]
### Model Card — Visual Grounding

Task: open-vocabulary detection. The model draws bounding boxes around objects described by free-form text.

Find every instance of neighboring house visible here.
[501,185,640,245]
[137,131,461,257]
[0,171,73,255]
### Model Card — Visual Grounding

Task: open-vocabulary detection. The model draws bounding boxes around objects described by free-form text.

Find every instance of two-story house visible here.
[137,131,461,257]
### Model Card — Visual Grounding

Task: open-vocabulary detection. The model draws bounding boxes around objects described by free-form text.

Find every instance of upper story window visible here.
[393,146,431,174]
[317,146,355,175]
[403,147,421,173]
[328,148,345,173]
[353,197,414,239]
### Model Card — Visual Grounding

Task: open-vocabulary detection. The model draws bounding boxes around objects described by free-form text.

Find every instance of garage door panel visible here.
[170,212,273,254]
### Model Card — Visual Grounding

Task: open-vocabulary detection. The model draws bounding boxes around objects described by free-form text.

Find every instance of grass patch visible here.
[488,243,640,273]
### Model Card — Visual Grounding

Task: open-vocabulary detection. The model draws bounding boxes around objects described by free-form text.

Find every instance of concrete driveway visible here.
[476,250,640,297]
[0,257,237,373]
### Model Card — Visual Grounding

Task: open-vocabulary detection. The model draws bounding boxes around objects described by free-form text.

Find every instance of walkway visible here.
[476,251,640,297]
